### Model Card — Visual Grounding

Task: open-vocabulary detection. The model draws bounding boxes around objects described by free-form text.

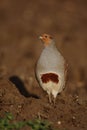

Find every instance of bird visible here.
[35,33,67,104]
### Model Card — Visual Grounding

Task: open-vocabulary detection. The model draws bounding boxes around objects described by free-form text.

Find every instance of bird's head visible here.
[39,34,54,47]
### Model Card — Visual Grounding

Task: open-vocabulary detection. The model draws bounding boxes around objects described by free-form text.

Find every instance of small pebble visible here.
[18,105,22,108]
[72,116,76,120]
[57,121,61,125]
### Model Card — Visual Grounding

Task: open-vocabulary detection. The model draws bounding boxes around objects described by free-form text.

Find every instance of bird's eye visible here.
[45,35,47,38]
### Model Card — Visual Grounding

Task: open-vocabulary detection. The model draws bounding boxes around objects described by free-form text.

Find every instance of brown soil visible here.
[0,0,87,130]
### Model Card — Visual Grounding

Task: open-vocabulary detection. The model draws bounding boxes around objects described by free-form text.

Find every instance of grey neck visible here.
[45,40,56,49]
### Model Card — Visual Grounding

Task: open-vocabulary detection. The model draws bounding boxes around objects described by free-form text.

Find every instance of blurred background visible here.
[0,0,87,96]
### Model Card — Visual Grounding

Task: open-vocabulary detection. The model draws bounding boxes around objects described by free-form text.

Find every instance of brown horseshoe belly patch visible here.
[41,73,59,84]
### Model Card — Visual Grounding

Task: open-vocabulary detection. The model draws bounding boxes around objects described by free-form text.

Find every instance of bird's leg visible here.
[48,93,52,104]
[52,91,57,106]
[53,97,56,106]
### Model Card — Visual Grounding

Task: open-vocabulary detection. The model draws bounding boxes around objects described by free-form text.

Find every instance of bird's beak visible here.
[39,36,43,40]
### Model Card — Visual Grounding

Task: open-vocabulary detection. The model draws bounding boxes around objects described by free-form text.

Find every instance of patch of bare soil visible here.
[0,77,87,130]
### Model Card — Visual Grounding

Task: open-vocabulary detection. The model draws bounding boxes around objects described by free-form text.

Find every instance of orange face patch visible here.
[41,73,59,84]
[40,34,53,46]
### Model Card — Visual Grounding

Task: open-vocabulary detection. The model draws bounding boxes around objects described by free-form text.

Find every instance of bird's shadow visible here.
[9,75,39,99]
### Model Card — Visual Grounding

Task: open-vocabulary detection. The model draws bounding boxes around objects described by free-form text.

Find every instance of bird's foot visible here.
[48,94,56,107]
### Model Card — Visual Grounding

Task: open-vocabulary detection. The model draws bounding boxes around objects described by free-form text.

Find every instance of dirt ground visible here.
[0,0,87,130]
